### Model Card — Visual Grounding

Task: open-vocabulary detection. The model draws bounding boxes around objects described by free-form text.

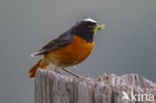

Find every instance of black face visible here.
[70,19,97,43]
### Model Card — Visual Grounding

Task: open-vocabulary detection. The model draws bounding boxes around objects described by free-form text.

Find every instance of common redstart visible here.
[28,18,105,78]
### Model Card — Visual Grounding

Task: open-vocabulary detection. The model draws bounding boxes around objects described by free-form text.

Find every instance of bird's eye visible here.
[88,25,95,29]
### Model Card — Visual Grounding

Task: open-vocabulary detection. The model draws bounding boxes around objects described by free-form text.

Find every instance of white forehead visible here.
[83,18,97,23]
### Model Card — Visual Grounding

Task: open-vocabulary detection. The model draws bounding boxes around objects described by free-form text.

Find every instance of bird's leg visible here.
[54,64,61,74]
[62,68,79,78]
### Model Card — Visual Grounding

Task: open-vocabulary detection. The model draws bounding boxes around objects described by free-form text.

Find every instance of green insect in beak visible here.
[94,24,105,34]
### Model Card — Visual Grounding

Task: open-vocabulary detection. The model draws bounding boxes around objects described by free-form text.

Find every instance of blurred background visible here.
[0,0,156,103]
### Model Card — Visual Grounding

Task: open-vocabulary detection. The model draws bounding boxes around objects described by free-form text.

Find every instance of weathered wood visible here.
[35,69,156,103]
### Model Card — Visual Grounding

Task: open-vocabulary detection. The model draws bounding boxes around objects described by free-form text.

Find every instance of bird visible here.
[28,18,105,78]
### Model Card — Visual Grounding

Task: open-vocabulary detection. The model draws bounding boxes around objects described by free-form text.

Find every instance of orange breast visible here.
[45,35,94,67]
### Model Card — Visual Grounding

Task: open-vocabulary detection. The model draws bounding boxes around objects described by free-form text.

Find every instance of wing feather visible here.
[31,33,73,57]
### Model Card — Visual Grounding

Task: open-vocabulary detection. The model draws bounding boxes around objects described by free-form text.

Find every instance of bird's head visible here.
[69,18,105,42]
[72,18,105,35]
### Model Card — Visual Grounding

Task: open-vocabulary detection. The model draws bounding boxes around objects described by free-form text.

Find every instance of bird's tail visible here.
[28,59,50,79]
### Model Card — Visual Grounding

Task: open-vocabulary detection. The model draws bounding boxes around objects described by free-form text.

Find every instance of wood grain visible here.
[34,69,156,103]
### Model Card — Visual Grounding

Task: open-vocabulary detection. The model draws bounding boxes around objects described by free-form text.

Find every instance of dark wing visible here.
[31,33,73,57]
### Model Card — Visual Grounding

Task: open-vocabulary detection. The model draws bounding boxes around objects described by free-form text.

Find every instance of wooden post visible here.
[34,69,156,103]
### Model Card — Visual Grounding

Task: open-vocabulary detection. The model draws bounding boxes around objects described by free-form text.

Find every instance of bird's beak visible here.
[96,24,105,30]
[94,24,105,34]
